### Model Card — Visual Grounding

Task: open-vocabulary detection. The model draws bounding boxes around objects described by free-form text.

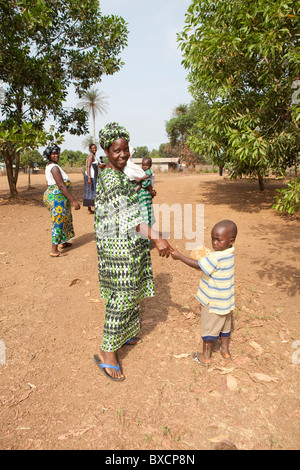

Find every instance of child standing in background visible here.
[171,220,237,366]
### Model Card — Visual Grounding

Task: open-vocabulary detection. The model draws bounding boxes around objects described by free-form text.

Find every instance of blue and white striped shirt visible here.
[196,246,235,315]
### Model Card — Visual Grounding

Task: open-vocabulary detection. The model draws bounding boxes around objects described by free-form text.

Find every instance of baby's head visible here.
[211,220,237,251]
[142,157,152,171]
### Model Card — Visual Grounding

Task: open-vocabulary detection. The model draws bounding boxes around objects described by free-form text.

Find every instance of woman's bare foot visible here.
[124,337,141,345]
[50,245,67,257]
[60,242,73,248]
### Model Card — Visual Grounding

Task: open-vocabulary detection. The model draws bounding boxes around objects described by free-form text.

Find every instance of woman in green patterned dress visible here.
[93,123,173,381]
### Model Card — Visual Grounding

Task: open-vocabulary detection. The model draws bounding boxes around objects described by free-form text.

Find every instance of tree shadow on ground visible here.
[196,177,287,214]
[254,258,300,297]
[0,179,84,207]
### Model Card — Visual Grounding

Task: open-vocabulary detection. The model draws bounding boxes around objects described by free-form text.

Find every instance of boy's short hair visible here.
[214,220,237,239]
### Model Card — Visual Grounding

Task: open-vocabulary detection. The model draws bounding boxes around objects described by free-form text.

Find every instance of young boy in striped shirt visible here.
[171,220,237,366]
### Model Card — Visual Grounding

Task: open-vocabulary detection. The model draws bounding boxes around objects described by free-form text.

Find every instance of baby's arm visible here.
[171,249,201,270]
[135,174,151,183]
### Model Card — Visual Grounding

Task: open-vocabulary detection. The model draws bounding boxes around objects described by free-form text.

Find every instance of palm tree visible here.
[81,134,97,151]
[79,88,109,144]
[173,104,189,117]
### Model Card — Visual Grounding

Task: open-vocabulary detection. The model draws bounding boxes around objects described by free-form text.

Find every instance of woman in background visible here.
[43,145,80,257]
[83,143,99,214]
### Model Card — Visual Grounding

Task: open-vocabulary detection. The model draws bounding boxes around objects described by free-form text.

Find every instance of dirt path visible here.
[0,172,299,450]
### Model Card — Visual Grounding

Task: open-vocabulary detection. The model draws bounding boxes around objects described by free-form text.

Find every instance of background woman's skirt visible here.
[83,170,98,207]
[43,181,75,245]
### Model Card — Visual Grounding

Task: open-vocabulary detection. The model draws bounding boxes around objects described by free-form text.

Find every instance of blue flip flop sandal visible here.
[93,354,125,382]
[125,337,141,345]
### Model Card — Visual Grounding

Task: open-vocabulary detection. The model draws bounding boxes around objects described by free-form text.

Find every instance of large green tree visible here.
[165,103,204,166]
[178,0,300,190]
[0,0,128,196]
[132,146,150,159]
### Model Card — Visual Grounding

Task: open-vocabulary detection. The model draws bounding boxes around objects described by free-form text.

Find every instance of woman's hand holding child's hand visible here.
[154,239,173,258]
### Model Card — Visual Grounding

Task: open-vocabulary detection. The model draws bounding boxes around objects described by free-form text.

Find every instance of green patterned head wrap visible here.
[99,122,130,149]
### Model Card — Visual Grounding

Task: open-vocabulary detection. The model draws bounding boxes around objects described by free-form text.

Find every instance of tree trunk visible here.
[258,174,265,191]
[26,151,31,189]
[2,148,19,197]
[92,107,96,144]
[27,164,31,189]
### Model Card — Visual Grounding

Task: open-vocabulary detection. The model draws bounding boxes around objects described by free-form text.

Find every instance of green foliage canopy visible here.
[19,149,45,170]
[59,149,87,168]
[132,146,150,159]
[0,0,128,196]
[178,0,300,190]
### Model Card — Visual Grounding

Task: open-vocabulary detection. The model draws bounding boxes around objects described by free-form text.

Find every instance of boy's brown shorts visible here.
[201,304,232,341]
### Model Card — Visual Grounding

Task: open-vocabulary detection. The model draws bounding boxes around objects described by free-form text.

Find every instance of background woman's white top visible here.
[45,163,69,186]
[85,160,98,178]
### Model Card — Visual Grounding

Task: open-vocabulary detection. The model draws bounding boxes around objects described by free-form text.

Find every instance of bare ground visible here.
[0,171,299,450]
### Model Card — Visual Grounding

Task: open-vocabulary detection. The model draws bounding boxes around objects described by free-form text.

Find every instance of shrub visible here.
[273,179,300,215]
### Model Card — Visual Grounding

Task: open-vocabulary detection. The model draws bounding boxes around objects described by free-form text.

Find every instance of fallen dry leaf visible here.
[208,434,230,443]
[173,353,190,359]
[88,298,100,303]
[12,389,33,406]
[249,341,264,355]
[58,426,95,440]
[212,366,236,375]
[226,374,238,391]
[182,311,196,320]
[249,372,279,383]
[69,278,81,286]
[250,320,264,328]
[27,383,36,389]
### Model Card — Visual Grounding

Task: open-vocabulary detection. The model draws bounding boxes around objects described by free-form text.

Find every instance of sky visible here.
[60,0,192,153]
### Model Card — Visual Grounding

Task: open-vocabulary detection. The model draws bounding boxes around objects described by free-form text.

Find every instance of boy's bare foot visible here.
[191,352,212,366]
[220,347,232,360]
[220,337,232,360]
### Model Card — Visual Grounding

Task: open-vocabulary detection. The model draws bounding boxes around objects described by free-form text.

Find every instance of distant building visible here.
[133,158,181,172]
